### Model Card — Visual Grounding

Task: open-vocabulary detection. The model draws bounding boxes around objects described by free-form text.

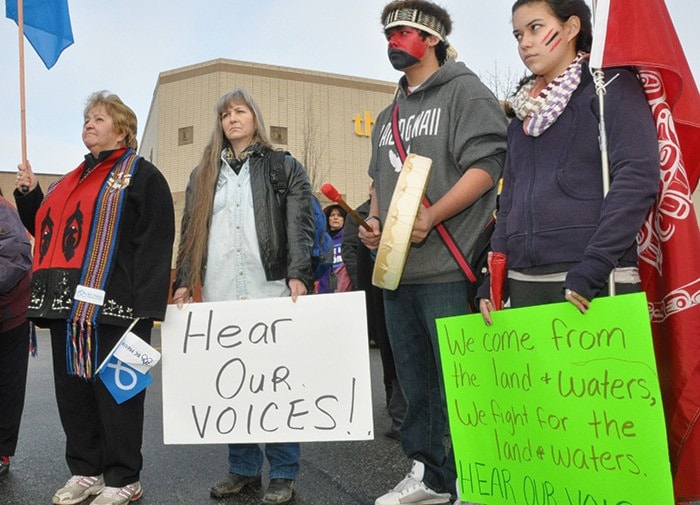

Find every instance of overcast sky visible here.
[1,0,697,176]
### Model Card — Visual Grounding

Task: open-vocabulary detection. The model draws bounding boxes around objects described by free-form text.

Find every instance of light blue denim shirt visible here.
[202,154,289,302]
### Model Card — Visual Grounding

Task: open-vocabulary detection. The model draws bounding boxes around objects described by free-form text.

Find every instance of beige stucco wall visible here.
[137,59,398,268]
[140,59,397,209]
[0,172,61,199]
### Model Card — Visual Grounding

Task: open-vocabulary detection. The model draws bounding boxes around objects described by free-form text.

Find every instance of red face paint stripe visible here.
[549,37,563,52]
[540,28,555,45]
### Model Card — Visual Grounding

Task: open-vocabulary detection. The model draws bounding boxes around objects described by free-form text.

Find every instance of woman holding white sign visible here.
[173,87,315,504]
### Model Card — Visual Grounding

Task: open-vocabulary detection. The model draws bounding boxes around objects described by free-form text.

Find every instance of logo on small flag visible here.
[97,331,160,404]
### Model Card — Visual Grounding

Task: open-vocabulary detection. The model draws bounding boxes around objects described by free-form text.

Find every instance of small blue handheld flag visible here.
[98,354,154,404]
[97,329,160,404]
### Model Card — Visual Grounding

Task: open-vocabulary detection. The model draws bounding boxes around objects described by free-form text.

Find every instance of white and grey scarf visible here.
[510,52,588,137]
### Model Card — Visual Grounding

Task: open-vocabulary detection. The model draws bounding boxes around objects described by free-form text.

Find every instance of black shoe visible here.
[263,478,295,504]
[209,472,261,498]
[0,457,9,479]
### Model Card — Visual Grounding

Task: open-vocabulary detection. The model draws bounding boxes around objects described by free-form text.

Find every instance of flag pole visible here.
[17,0,28,166]
[591,0,616,296]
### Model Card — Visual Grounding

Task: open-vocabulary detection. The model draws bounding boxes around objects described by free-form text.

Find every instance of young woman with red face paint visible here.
[359,2,508,505]
[476,0,660,323]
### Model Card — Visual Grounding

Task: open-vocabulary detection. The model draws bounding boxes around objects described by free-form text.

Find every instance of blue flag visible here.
[96,330,160,404]
[98,355,154,404]
[5,0,74,69]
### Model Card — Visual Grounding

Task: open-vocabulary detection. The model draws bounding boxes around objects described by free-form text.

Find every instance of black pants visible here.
[49,320,152,487]
[0,321,30,457]
[508,278,641,308]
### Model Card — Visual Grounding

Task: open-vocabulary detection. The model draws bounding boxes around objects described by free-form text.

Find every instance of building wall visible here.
[0,173,61,201]
[140,59,397,209]
[137,59,398,268]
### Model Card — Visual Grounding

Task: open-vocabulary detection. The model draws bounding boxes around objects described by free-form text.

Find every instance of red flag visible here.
[592,0,700,500]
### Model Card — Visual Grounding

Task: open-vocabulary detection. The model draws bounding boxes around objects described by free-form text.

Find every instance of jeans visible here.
[383,281,469,494]
[227,443,300,480]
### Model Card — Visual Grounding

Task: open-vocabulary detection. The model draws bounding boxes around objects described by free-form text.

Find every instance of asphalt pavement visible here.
[1,328,412,505]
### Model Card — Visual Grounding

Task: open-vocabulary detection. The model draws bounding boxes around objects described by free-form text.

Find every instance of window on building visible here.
[178,126,194,146]
[270,126,288,145]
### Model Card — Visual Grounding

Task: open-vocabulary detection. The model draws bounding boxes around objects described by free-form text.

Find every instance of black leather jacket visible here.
[174,146,315,292]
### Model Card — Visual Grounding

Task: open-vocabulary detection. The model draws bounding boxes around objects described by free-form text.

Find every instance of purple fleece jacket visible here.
[484,65,660,301]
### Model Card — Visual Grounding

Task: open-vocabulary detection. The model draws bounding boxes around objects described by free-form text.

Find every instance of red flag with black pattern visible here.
[591,0,700,500]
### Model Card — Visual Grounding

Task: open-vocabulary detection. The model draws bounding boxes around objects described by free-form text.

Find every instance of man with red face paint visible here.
[359,1,508,504]
[386,26,431,70]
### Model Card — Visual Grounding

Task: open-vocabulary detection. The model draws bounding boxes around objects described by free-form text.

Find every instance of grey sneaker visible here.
[52,475,105,505]
[375,461,450,505]
[210,473,262,498]
[91,482,142,505]
[263,478,295,504]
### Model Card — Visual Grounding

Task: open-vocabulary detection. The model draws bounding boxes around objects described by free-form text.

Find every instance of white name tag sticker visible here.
[74,285,106,306]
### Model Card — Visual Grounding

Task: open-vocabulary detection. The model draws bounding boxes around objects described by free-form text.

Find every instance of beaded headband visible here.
[383,7,447,41]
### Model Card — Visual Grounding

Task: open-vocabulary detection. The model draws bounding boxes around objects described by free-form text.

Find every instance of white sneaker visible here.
[453,476,485,505]
[52,475,105,505]
[375,461,451,505]
[91,481,142,505]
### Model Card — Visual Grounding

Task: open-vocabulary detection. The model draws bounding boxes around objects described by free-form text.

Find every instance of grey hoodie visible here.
[369,60,507,284]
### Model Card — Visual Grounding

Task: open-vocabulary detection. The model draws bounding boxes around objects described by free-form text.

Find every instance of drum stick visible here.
[321,183,373,232]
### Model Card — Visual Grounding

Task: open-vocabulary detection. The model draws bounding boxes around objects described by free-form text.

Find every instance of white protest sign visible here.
[160,291,373,444]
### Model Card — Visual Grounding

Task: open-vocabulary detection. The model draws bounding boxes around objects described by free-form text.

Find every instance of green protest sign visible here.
[437,292,674,505]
